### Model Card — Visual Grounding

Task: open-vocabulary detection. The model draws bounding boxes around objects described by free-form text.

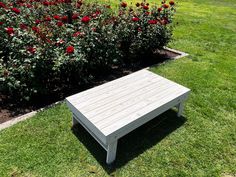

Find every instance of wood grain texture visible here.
[66,69,190,143]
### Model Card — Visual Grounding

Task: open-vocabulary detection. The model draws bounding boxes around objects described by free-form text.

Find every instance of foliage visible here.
[0,0,236,176]
[116,1,175,64]
[0,0,175,101]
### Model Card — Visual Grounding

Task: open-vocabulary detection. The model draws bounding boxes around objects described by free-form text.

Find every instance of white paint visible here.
[66,69,190,164]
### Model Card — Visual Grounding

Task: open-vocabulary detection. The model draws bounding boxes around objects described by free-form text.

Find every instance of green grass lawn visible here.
[1,0,236,176]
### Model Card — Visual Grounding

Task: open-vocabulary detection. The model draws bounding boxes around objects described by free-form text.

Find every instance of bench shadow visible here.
[71,109,186,174]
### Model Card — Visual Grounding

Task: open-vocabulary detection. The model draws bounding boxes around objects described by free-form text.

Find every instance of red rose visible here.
[132,17,139,22]
[0,22,3,25]
[161,18,169,25]
[121,2,127,8]
[0,2,6,8]
[81,16,90,23]
[66,46,74,54]
[163,4,169,8]
[158,7,162,12]
[6,27,14,36]
[136,3,140,7]
[72,14,79,20]
[20,23,27,30]
[11,8,21,14]
[26,4,33,8]
[57,21,63,27]
[96,10,101,15]
[148,20,157,24]
[73,31,82,37]
[61,16,68,22]
[49,2,56,5]
[169,1,175,5]
[45,17,51,21]
[143,5,149,10]
[27,47,36,54]
[35,19,41,24]
[43,1,50,6]
[16,0,24,4]
[32,26,40,33]
[53,15,61,20]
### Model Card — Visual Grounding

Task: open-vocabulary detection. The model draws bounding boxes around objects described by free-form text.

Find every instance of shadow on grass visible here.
[71,109,186,174]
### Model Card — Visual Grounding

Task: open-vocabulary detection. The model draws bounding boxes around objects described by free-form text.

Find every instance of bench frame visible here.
[69,93,189,164]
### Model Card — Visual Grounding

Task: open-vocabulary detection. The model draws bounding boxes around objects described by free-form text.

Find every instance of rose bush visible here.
[0,0,176,101]
[115,1,176,64]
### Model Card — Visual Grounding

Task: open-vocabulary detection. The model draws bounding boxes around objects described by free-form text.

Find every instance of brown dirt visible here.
[0,49,180,124]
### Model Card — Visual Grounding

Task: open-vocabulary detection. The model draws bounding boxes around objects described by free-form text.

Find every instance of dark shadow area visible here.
[71,109,186,174]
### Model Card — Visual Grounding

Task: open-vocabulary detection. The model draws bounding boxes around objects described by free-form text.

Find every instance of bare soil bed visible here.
[0,49,180,124]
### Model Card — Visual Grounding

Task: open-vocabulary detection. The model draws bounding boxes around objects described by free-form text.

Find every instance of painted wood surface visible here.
[66,69,190,141]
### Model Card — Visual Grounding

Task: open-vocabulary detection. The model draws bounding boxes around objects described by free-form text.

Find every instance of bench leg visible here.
[72,115,78,126]
[106,141,118,164]
[177,102,184,117]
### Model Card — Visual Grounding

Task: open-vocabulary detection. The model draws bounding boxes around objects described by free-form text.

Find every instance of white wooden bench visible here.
[66,69,190,164]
